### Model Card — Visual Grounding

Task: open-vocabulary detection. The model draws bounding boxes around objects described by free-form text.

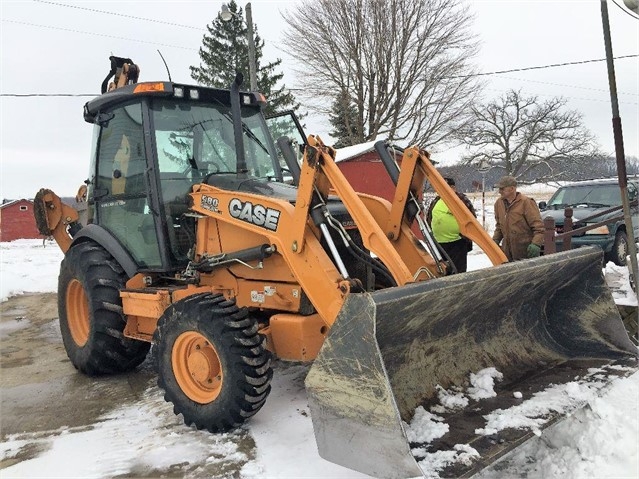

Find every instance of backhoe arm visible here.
[33,188,82,254]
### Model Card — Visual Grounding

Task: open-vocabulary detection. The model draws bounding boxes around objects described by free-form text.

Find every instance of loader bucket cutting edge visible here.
[305,247,637,479]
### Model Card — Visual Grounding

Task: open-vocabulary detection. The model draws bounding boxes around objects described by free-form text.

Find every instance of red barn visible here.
[335,140,428,237]
[0,199,41,242]
[335,140,405,202]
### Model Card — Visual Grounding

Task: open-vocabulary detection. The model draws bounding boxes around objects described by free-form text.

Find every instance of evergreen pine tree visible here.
[328,91,360,148]
[190,0,300,117]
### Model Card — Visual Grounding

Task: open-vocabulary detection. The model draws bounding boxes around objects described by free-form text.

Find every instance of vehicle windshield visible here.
[151,99,280,181]
[149,98,281,267]
[547,184,621,208]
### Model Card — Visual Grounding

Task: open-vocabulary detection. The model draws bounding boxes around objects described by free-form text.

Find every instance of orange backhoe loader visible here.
[34,57,637,478]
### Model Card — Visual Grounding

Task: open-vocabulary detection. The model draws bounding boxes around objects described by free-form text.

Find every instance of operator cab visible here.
[83,80,297,273]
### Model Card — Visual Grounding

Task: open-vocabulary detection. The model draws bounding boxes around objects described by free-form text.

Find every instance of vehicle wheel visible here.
[154,293,272,432]
[58,242,150,375]
[606,230,628,266]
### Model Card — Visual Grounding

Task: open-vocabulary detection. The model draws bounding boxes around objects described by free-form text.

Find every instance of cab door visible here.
[92,103,162,268]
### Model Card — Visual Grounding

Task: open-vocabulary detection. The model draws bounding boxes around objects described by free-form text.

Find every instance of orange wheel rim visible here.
[66,279,90,346]
[172,331,223,404]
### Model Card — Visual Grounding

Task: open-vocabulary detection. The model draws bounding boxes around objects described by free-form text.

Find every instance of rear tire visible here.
[154,293,272,432]
[58,242,150,375]
[606,230,628,266]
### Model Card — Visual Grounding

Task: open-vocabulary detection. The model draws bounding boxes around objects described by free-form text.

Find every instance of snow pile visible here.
[605,260,638,307]
[475,372,639,478]
[476,379,606,437]
[404,367,507,478]
[414,444,480,479]
[433,384,469,411]
[405,364,638,479]
[467,367,503,400]
[404,406,449,444]
[0,238,63,302]
[405,406,479,479]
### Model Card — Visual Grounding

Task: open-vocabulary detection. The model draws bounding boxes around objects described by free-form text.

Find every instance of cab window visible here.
[94,103,161,268]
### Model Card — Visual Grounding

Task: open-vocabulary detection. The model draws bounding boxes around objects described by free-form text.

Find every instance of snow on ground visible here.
[0,390,250,479]
[1,238,637,478]
[0,239,64,300]
[475,370,639,479]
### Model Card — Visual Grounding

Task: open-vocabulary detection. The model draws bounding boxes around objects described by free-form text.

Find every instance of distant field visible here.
[467,184,557,202]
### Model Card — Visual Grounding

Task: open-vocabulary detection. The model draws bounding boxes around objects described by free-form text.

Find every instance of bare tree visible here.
[458,89,599,183]
[281,0,481,149]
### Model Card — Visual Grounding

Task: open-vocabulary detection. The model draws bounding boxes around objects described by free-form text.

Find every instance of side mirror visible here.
[265,110,307,146]
[538,201,547,210]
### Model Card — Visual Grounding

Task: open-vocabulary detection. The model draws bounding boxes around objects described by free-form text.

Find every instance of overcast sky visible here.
[1,0,638,200]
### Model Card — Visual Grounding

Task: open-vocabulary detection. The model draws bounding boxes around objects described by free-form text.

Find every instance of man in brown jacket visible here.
[493,176,544,261]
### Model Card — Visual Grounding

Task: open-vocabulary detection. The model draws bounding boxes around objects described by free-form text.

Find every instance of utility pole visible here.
[245,3,258,91]
[478,160,491,228]
[220,2,258,91]
[600,0,639,301]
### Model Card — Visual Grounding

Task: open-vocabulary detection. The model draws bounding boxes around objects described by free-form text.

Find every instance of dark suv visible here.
[539,177,639,266]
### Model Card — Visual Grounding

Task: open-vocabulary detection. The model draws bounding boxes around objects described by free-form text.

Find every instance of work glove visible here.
[527,243,541,258]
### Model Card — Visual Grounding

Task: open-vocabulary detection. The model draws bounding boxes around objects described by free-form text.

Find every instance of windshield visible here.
[151,99,280,181]
[149,99,280,267]
[547,184,621,208]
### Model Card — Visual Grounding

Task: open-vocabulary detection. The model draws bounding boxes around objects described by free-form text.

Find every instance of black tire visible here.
[153,293,272,432]
[606,230,628,266]
[58,242,150,375]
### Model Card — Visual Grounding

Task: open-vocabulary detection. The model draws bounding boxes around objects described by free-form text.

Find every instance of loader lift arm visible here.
[375,141,508,266]
[296,136,441,285]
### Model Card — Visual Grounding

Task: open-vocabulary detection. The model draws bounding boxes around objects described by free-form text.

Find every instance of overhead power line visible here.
[464,54,638,78]
[1,93,96,97]
[492,76,639,97]
[32,0,202,30]
[2,19,194,50]
[29,1,275,44]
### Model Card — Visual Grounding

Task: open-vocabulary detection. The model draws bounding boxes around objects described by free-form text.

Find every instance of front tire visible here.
[58,242,150,375]
[154,293,272,432]
[606,230,628,266]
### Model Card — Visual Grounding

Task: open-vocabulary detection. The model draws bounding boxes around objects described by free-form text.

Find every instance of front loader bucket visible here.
[305,247,637,478]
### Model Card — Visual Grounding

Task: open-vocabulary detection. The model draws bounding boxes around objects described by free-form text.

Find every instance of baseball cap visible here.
[444,177,455,186]
[496,176,517,188]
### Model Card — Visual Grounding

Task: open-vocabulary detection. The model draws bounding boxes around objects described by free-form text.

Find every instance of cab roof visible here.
[83,81,262,123]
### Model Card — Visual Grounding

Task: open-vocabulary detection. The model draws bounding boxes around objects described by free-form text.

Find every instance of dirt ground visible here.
[0,293,154,436]
[2,289,635,477]
[0,293,256,477]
